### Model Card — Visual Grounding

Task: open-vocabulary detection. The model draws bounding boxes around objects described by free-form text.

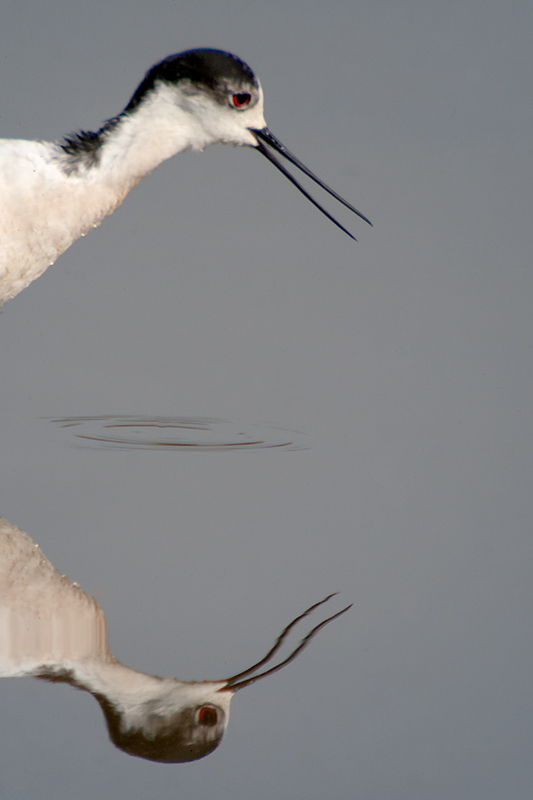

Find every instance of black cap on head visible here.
[125,49,258,112]
[96,694,227,763]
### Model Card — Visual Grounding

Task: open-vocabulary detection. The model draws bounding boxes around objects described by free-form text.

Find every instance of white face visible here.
[176,77,266,147]
[100,678,234,763]
[117,678,233,732]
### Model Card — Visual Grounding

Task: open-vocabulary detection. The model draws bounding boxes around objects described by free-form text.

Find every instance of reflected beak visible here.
[251,127,371,240]
[217,594,352,693]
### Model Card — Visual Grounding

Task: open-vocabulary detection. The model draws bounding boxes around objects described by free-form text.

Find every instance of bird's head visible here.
[124,49,371,237]
[95,594,351,763]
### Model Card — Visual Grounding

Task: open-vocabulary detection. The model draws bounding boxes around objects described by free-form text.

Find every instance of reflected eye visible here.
[232,93,251,108]
[198,706,218,727]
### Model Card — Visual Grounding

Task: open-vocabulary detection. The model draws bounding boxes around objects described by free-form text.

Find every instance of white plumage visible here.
[0,48,370,305]
[0,515,350,763]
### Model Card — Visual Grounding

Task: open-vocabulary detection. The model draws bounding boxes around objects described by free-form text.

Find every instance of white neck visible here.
[67,84,217,191]
[69,659,230,723]
[0,79,265,304]
[0,87,212,303]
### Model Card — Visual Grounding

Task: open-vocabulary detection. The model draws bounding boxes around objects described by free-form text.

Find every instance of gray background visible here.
[1,1,532,798]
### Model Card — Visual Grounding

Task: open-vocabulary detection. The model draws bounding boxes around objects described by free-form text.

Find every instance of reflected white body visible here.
[0,515,229,695]
[0,515,348,763]
[0,516,232,761]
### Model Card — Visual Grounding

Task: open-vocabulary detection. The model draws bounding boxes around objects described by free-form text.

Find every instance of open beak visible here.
[251,127,371,240]
[218,594,352,692]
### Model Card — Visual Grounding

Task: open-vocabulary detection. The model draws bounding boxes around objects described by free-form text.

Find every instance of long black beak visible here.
[251,127,371,240]
[219,594,352,692]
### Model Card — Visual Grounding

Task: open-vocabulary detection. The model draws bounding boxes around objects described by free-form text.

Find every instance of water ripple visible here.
[49,416,307,452]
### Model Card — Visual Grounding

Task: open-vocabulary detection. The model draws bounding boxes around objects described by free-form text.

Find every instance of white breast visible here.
[0,80,266,305]
[0,140,128,304]
[0,516,108,676]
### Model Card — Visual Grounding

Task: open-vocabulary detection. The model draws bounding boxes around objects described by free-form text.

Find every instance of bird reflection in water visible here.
[0,516,350,763]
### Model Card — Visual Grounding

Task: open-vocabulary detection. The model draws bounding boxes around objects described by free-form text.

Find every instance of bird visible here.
[0,515,351,763]
[0,48,371,305]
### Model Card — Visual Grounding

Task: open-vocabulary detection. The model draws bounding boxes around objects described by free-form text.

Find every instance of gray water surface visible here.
[1,2,533,799]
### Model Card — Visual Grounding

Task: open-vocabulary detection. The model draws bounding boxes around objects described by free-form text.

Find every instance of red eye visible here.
[198,706,218,727]
[232,93,251,108]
